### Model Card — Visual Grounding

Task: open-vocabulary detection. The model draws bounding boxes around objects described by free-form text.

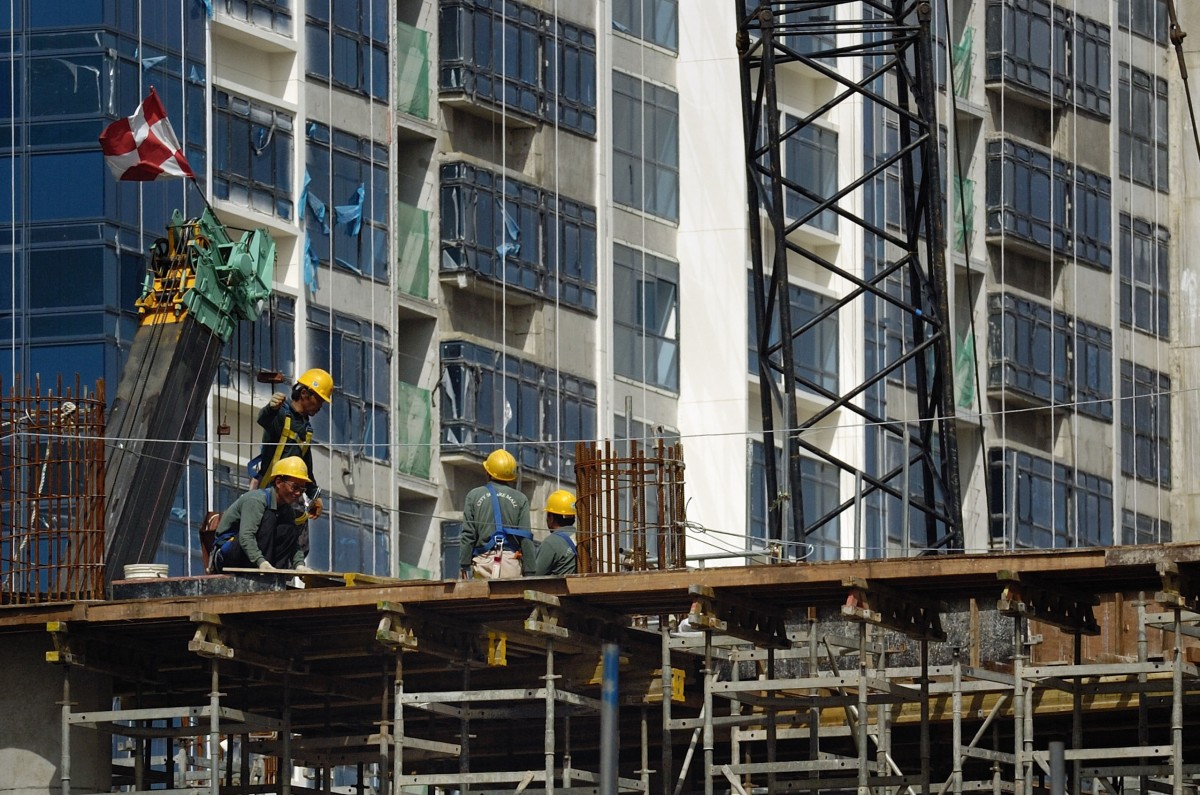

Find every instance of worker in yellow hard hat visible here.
[209,456,317,573]
[248,367,334,519]
[460,449,533,580]
[533,489,577,576]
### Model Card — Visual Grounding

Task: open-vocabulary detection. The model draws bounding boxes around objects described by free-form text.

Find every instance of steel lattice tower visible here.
[739,0,964,556]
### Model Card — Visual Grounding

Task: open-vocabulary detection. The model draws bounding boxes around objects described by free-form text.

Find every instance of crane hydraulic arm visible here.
[104,209,274,583]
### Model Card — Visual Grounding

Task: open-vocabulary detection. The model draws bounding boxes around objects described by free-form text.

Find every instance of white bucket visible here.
[123,563,169,580]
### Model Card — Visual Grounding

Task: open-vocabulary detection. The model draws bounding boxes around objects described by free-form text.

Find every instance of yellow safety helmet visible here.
[545,489,576,517]
[266,456,312,484]
[483,449,518,481]
[296,368,334,403]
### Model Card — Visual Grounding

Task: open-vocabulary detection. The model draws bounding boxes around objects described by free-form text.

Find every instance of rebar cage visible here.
[574,439,687,573]
[0,375,106,603]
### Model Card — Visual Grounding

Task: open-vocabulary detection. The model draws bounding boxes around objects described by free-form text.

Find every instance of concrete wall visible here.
[0,632,112,795]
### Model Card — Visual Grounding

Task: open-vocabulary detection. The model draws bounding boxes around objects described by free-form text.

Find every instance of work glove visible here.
[294,563,316,573]
[257,560,277,571]
[308,497,323,519]
[268,391,287,409]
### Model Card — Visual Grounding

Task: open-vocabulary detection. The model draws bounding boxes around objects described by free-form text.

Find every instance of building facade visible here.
[0,0,1194,578]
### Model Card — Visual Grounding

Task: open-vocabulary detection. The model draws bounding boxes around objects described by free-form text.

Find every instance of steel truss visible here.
[738,0,963,555]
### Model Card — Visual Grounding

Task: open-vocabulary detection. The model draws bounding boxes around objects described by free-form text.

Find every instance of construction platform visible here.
[3,543,1200,795]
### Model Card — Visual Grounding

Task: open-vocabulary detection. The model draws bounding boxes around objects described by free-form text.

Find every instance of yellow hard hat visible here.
[545,489,576,516]
[296,368,334,403]
[483,449,518,481]
[267,456,312,484]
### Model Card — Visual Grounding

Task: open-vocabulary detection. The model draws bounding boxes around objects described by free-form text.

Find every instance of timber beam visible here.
[996,571,1100,636]
[1156,560,1200,611]
[686,583,791,648]
[842,577,947,642]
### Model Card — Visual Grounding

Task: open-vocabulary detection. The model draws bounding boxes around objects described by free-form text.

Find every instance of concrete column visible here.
[0,632,112,795]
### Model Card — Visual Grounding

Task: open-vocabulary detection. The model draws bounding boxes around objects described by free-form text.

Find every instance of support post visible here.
[209,661,220,795]
[601,642,620,795]
[393,653,404,795]
[545,640,556,795]
[59,666,71,795]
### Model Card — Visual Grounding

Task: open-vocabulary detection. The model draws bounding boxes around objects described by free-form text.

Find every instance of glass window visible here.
[29,55,108,117]
[30,152,104,220]
[1119,213,1169,339]
[308,306,391,462]
[439,0,596,135]
[213,91,293,220]
[440,340,596,482]
[613,71,678,221]
[985,138,1070,256]
[221,0,293,37]
[985,0,1068,100]
[748,275,839,394]
[307,496,390,576]
[1120,359,1170,487]
[1071,318,1112,422]
[783,114,838,233]
[1119,0,1168,45]
[440,161,597,313]
[613,243,679,392]
[986,293,1070,405]
[1119,63,1169,193]
[1073,165,1111,269]
[749,440,840,561]
[305,122,389,281]
[988,448,1110,549]
[613,0,678,51]
[1121,509,1171,545]
[28,248,104,309]
[306,0,388,100]
[220,294,296,396]
[30,0,103,28]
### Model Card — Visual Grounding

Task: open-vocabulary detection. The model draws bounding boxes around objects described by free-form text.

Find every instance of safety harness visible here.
[553,530,577,553]
[264,413,312,476]
[473,483,533,554]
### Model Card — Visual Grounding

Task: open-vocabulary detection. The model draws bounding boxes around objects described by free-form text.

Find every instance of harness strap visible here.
[554,530,577,554]
[474,484,532,554]
[266,415,313,478]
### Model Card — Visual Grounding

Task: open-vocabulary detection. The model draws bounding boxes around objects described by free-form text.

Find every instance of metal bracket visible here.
[188,612,234,660]
[1156,560,1200,611]
[45,621,76,665]
[996,571,1100,636]
[687,584,791,649]
[376,601,484,664]
[842,577,947,642]
[523,590,631,645]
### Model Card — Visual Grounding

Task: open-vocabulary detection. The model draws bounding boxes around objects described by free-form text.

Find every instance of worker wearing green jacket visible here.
[533,489,578,576]
[210,457,316,573]
[460,449,534,579]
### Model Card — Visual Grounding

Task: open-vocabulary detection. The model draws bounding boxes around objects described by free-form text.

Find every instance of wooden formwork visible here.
[574,438,687,574]
[0,374,107,603]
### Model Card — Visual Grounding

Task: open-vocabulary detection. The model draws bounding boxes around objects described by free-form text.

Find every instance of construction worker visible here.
[460,449,534,579]
[249,367,333,519]
[533,489,577,576]
[210,456,317,573]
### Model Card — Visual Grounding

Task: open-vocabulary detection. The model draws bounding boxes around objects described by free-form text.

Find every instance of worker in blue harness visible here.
[209,456,317,573]
[533,489,577,576]
[459,449,534,579]
[248,368,334,519]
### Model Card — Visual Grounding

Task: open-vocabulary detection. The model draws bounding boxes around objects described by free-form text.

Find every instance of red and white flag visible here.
[98,87,195,181]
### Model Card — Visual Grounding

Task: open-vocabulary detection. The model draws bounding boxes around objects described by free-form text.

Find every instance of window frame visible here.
[612,70,679,222]
[1119,212,1170,339]
[613,243,680,392]
[1120,359,1171,487]
[1118,62,1169,192]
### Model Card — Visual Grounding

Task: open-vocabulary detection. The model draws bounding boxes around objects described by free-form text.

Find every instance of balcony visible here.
[396,201,430,301]
[395,21,431,122]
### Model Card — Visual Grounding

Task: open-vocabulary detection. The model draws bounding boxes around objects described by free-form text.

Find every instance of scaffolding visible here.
[0,375,106,604]
[40,552,1200,795]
